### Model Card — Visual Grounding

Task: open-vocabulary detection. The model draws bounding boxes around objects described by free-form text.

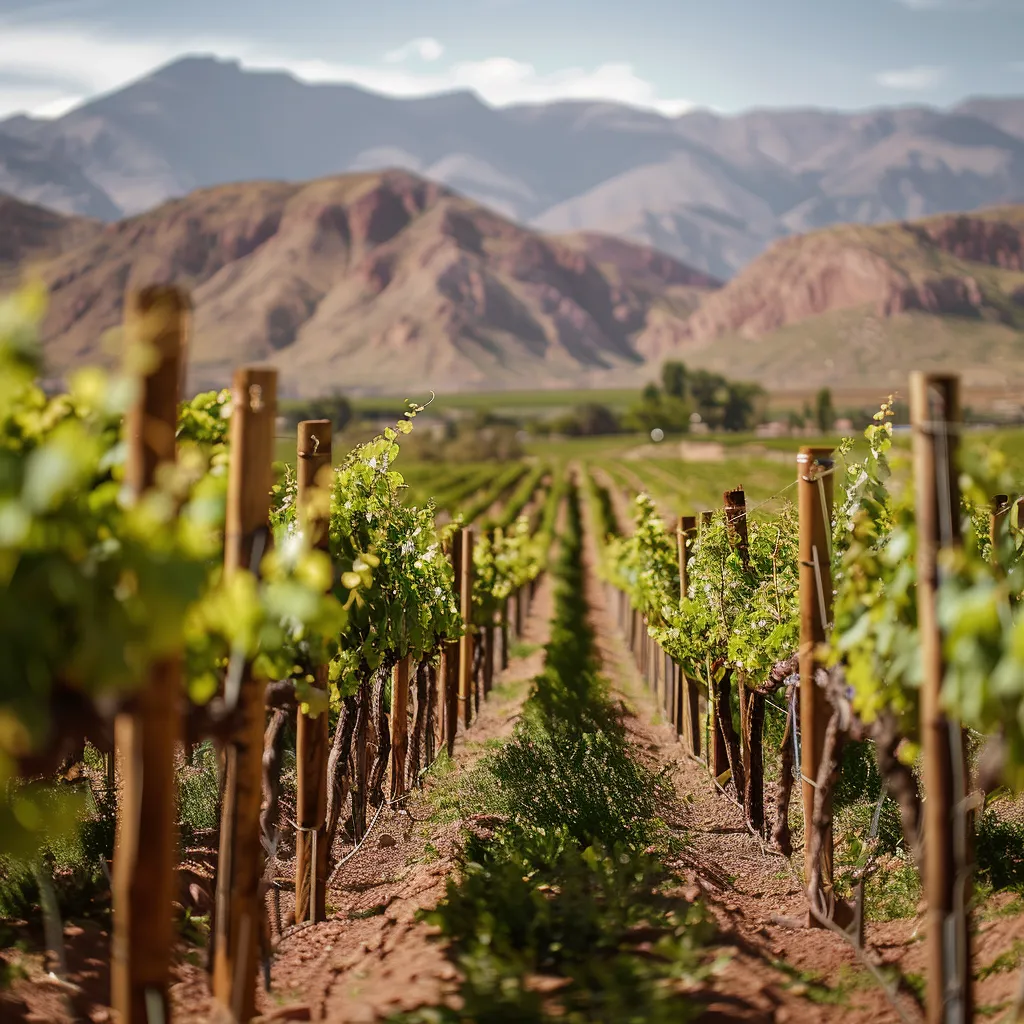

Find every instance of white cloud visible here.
[384,37,445,64]
[0,24,693,120]
[874,65,947,89]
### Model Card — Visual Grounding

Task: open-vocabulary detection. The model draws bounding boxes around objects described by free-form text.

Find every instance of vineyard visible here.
[3,283,1024,1024]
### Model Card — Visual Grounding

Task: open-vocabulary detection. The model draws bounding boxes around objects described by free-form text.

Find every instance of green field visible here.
[346,387,640,418]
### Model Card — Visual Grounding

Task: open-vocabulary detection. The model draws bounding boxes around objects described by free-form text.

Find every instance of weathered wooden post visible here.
[458,527,475,729]
[910,373,972,1024]
[990,493,1010,560]
[212,367,277,1023]
[441,536,460,756]
[390,657,411,799]
[722,488,757,822]
[797,447,836,920]
[501,598,510,669]
[111,286,188,1024]
[677,515,699,755]
[294,419,332,925]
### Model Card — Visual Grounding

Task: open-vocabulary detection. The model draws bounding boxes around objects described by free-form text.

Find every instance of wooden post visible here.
[458,527,475,729]
[212,367,278,1024]
[708,474,729,780]
[726,487,762,828]
[111,286,188,1024]
[442,539,461,756]
[500,598,510,670]
[484,618,495,696]
[390,658,411,799]
[723,488,749,565]
[797,446,836,920]
[910,373,971,1024]
[294,419,332,925]
[677,515,699,755]
[990,494,1010,563]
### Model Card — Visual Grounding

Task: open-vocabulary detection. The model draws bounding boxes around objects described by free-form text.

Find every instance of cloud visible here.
[874,65,947,89]
[384,37,444,63]
[0,23,693,120]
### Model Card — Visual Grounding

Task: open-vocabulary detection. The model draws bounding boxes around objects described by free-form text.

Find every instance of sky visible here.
[0,0,1021,120]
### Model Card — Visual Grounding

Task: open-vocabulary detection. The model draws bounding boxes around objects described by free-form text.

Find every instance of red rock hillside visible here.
[1,171,716,395]
[685,209,1024,343]
[0,194,101,288]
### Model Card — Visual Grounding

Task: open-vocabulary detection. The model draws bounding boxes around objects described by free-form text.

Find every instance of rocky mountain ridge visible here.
[1,57,1023,277]
[0,171,715,395]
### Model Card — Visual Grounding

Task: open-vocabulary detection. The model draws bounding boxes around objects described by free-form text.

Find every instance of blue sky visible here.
[0,0,1021,119]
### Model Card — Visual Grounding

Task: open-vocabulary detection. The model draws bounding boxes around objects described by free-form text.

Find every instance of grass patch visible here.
[769,960,871,1006]
[863,859,921,922]
[509,640,541,660]
[977,939,1024,981]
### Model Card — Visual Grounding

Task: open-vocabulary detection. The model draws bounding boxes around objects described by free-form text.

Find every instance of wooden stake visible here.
[390,658,411,799]
[723,488,749,567]
[484,620,495,696]
[910,373,972,1024]
[797,446,835,921]
[111,286,188,1024]
[990,493,1010,563]
[212,367,278,1024]
[500,599,510,670]
[708,513,728,777]
[458,527,475,729]
[294,419,332,925]
[677,515,699,755]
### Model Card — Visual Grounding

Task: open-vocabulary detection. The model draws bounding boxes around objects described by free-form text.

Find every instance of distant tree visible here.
[688,370,729,424]
[283,390,353,431]
[551,403,621,436]
[722,383,765,432]
[661,361,688,399]
[815,387,836,433]
[623,390,691,434]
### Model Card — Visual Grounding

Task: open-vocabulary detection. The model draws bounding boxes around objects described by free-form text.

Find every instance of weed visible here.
[509,640,541,660]
[975,811,1024,892]
[177,908,210,946]
[903,972,927,1003]
[0,955,28,990]
[977,939,1024,980]
[178,741,221,840]
[349,904,386,920]
[976,1002,1010,1018]
[769,960,870,1006]
[863,858,921,922]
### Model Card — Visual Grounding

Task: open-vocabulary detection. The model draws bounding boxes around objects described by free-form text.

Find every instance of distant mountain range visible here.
[0,172,716,395]
[2,56,1024,279]
[3,168,1022,396]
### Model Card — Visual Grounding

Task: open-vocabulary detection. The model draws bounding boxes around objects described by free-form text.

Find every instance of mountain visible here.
[1,56,1023,278]
[0,171,717,396]
[0,194,100,289]
[680,208,1024,390]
